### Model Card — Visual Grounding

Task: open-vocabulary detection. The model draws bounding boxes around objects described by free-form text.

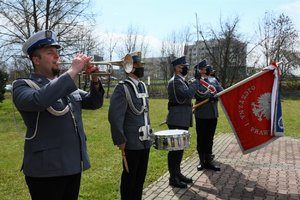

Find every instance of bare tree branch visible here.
[0,0,97,75]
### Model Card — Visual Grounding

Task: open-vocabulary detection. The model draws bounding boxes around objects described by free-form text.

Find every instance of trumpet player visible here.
[12,30,104,200]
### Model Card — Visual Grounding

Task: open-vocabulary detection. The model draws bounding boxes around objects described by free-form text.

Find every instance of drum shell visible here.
[153,130,190,151]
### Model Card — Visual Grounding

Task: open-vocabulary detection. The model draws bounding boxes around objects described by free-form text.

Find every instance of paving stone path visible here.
[143,134,300,200]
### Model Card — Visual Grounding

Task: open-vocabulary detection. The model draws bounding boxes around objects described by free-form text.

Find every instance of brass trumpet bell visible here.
[109,54,133,73]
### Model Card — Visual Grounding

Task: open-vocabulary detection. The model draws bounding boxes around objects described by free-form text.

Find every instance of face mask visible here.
[133,67,144,78]
[181,66,188,76]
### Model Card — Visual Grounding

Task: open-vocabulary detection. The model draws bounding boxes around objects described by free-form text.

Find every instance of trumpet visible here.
[59,54,134,75]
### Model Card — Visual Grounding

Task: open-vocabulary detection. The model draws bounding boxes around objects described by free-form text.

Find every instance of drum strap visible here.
[122,79,152,141]
[123,83,145,115]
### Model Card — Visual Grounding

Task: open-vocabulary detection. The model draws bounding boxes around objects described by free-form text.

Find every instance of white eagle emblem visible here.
[251,93,271,121]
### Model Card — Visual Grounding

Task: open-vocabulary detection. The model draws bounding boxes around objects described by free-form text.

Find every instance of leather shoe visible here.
[169,177,187,188]
[178,174,193,184]
[204,162,220,171]
[197,163,204,171]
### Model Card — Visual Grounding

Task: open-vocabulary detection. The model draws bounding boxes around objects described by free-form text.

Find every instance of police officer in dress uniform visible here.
[209,67,220,82]
[12,30,105,200]
[166,56,200,188]
[194,59,223,171]
[108,52,152,200]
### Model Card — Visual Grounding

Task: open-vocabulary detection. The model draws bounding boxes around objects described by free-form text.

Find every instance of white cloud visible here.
[94,30,164,58]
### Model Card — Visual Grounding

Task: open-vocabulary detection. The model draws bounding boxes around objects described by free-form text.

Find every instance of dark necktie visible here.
[138,82,145,93]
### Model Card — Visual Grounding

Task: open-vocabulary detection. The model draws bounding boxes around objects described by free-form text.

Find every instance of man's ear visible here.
[31,56,40,66]
[175,65,181,72]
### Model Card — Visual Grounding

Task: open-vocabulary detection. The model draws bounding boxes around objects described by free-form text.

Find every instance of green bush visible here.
[0,69,8,103]
[282,79,300,90]
[281,79,300,99]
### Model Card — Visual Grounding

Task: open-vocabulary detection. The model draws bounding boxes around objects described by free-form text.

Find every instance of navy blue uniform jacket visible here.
[166,75,200,127]
[13,73,104,177]
[108,79,152,150]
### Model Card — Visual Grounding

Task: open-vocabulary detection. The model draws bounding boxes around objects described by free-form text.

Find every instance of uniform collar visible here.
[128,76,140,86]
[175,73,185,81]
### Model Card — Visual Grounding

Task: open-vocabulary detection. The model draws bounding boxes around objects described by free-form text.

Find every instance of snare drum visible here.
[153,129,190,151]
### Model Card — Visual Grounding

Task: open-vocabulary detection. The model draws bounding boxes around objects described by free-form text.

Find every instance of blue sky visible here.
[92,0,300,61]
[94,0,300,40]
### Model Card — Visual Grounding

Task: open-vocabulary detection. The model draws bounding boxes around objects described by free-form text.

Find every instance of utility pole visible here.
[195,13,199,42]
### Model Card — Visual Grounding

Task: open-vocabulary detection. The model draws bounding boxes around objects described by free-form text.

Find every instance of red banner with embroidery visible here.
[217,64,283,154]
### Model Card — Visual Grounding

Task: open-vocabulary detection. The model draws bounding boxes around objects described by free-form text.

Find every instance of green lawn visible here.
[0,93,299,200]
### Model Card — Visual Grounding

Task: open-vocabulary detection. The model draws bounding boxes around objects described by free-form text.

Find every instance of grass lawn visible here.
[0,93,299,200]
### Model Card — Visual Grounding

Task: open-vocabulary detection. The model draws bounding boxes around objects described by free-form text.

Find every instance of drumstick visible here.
[122,149,129,173]
[159,121,167,126]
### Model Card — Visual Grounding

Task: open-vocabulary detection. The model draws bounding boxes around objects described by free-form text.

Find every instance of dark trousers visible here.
[195,118,217,155]
[121,148,150,200]
[167,125,188,178]
[25,173,81,200]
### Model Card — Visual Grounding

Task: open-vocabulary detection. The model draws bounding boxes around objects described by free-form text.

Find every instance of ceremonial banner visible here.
[275,89,284,136]
[217,63,284,154]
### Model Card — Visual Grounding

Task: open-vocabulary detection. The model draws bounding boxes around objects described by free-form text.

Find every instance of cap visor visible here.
[45,43,61,49]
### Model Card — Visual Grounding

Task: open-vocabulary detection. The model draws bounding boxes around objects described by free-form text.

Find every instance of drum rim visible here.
[153,129,189,136]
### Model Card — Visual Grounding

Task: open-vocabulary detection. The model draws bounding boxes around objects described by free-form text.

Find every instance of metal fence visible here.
[101,79,168,99]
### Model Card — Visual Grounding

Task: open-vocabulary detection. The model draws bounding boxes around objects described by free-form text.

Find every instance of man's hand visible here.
[85,64,100,82]
[117,143,126,151]
[209,96,218,102]
[67,54,92,80]
[188,77,197,84]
